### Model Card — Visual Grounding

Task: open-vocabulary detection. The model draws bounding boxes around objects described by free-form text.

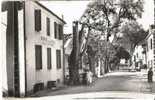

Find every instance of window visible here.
[35,45,42,70]
[58,24,63,40]
[54,22,57,38]
[35,9,41,32]
[134,55,136,61]
[54,22,63,40]
[56,50,61,69]
[150,39,152,49]
[47,48,52,69]
[146,43,148,51]
[46,17,50,36]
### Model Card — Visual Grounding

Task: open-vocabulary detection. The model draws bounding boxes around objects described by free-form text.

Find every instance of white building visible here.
[132,42,146,70]
[146,25,154,68]
[145,26,155,70]
[1,1,65,97]
[1,9,8,97]
[144,25,155,81]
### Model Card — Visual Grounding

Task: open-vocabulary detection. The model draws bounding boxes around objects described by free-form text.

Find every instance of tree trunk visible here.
[68,21,80,85]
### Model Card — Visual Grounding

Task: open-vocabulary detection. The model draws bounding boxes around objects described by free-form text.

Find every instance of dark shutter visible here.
[47,17,50,36]
[61,25,63,39]
[56,50,61,69]
[59,24,63,40]
[58,24,60,39]
[47,48,52,69]
[151,39,152,49]
[54,22,57,38]
[35,45,42,70]
[35,9,41,32]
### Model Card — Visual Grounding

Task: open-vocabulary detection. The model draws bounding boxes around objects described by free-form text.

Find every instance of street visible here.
[32,70,155,97]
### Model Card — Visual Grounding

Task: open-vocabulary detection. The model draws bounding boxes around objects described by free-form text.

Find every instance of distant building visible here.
[1,1,65,97]
[132,42,147,70]
[145,25,155,70]
[64,34,72,78]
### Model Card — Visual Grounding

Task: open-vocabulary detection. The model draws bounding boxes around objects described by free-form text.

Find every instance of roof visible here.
[35,1,66,24]
[64,34,72,43]
[64,38,73,55]
[145,25,155,40]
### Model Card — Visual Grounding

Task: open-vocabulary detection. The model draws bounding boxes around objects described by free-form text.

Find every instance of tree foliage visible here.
[120,21,148,52]
[68,0,144,85]
[78,0,144,72]
[80,0,144,40]
[115,46,131,60]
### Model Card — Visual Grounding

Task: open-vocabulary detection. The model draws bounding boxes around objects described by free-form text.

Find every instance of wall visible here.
[146,33,154,69]
[18,8,25,96]
[25,1,64,92]
[133,45,146,63]
[1,11,8,94]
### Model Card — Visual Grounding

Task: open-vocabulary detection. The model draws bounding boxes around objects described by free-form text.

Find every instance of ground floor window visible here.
[35,45,42,70]
[56,50,61,69]
[47,48,52,69]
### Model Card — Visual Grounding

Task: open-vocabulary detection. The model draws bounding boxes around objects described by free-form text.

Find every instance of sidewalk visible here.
[31,71,155,97]
[31,76,98,97]
[138,70,155,93]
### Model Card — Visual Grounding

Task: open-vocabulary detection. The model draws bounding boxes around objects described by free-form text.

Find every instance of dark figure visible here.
[148,67,153,83]
[82,69,87,85]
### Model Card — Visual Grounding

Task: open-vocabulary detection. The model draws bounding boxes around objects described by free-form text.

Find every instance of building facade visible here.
[146,26,155,70]
[132,43,147,70]
[1,1,65,97]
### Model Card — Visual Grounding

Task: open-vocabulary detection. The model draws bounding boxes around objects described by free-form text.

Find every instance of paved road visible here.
[33,71,155,97]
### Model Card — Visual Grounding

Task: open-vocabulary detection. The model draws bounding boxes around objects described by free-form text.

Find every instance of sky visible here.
[137,0,154,30]
[40,1,90,34]
[40,0,154,33]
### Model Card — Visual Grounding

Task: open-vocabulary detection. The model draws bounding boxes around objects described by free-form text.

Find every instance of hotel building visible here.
[1,1,65,97]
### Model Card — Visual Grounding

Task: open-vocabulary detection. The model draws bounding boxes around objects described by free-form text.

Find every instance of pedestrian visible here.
[83,68,87,85]
[87,70,93,85]
[148,67,153,83]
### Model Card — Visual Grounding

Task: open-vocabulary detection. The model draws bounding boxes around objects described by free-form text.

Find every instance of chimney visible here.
[62,14,64,20]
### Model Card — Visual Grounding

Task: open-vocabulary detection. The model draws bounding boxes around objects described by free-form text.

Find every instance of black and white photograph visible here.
[1,0,155,99]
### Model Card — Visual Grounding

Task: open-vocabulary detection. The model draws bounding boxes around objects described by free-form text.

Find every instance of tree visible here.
[79,0,144,72]
[115,46,131,60]
[68,0,144,85]
[80,0,144,40]
[120,21,148,54]
[68,21,81,85]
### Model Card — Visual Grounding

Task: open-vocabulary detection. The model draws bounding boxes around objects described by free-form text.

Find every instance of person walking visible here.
[148,67,153,83]
[87,70,93,85]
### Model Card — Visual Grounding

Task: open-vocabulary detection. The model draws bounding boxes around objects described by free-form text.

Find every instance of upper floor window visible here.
[58,24,63,39]
[54,22,63,40]
[35,45,42,70]
[46,17,50,36]
[54,22,57,38]
[35,9,41,32]
[150,39,152,49]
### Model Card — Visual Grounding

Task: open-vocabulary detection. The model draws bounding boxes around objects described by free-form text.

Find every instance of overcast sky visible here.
[40,0,154,33]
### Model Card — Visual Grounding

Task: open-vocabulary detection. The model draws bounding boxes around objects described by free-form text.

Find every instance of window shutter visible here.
[35,9,41,32]
[60,25,63,39]
[47,17,50,36]
[58,24,61,40]
[47,48,52,69]
[58,24,61,39]
[150,39,152,49]
[54,22,57,38]
[35,45,42,70]
[56,50,61,69]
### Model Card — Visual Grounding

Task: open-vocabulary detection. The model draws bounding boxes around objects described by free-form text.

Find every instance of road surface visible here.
[32,71,155,97]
